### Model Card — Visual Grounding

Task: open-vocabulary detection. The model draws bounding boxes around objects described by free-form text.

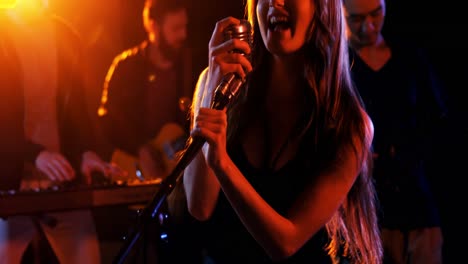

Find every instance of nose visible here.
[269,0,284,8]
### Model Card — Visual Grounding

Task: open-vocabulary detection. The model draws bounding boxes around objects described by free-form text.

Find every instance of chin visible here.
[266,41,302,57]
[360,34,379,46]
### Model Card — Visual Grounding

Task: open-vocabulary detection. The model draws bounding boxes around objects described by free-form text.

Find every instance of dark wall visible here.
[384,1,465,112]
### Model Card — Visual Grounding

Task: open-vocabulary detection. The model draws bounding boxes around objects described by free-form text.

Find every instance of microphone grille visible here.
[223,19,253,54]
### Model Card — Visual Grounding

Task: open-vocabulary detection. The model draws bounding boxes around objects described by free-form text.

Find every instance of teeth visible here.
[270,16,288,25]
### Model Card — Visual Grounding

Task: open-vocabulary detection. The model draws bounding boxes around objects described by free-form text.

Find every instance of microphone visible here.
[112,19,253,264]
[211,19,253,110]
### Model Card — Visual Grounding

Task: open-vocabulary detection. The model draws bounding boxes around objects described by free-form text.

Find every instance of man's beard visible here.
[159,34,184,62]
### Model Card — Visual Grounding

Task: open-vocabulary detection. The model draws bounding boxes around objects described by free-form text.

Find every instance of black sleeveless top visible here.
[200,144,332,264]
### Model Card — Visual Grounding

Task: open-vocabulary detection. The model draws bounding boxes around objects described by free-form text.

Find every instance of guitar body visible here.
[110,123,187,183]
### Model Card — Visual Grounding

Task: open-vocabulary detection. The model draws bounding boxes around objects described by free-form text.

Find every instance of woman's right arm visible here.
[184,16,253,221]
[183,67,222,220]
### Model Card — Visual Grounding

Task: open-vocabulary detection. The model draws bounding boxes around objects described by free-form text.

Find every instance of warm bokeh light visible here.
[0,0,17,8]
[1,0,47,17]
[1,0,48,9]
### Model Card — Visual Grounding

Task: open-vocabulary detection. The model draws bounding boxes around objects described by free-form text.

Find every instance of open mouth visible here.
[268,16,291,31]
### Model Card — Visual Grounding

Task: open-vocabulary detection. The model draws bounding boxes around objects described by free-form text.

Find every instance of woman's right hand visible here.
[204,16,253,108]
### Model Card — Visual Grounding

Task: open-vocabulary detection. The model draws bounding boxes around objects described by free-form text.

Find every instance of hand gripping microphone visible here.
[184,19,253,167]
[211,19,253,110]
[180,19,253,174]
[112,19,252,264]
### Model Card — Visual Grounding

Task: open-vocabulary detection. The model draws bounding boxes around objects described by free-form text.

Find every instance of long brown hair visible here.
[224,0,383,263]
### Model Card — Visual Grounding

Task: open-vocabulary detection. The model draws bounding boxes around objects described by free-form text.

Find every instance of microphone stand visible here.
[112,74,244,264]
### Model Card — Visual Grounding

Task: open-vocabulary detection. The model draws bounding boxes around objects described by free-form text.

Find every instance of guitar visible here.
[110,123,188,184]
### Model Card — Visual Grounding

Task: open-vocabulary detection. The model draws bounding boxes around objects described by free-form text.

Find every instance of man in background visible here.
[342,0,448,263]
[98,0,193,181]
[0,1,121,263]
[97,0,200,262]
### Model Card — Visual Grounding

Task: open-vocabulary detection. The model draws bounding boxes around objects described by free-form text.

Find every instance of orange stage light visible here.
[0,0,17,9]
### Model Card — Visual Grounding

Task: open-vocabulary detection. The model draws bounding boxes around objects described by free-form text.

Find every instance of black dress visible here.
[200,144,332,264]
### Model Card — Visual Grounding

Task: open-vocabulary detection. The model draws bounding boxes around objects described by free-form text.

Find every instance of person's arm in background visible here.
[60,21,122,184]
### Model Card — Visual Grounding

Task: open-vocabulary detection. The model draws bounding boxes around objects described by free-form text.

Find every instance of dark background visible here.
[48,0,466,121]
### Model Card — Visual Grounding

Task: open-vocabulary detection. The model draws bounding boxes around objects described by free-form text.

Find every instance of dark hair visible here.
[143,0,189,23]
[236,0,383,263]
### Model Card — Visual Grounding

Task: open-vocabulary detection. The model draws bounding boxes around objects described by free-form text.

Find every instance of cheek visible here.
[375,17,385,30]
[294,4,315,38]
[294,17,312,43]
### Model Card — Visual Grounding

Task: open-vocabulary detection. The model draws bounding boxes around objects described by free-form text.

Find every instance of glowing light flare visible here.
[0,0,17,9]
[0,0,47,15]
